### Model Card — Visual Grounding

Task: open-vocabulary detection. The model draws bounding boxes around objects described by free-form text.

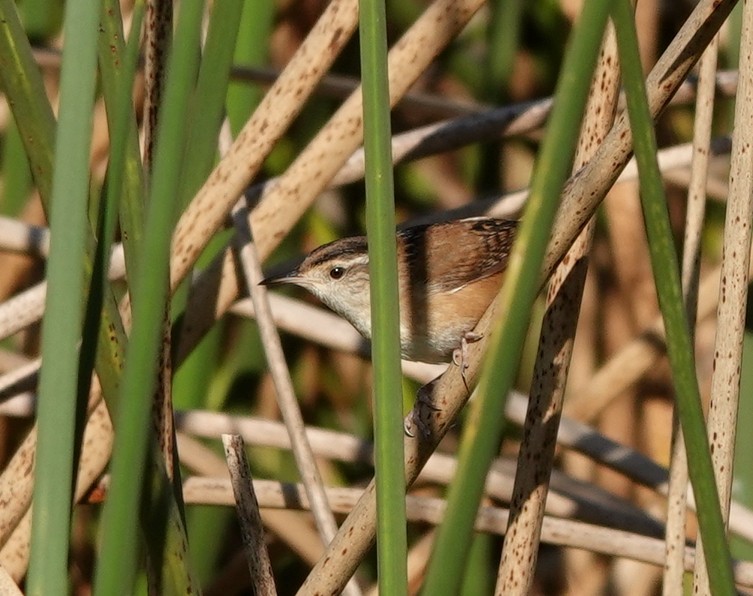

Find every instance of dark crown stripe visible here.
[307,236,368,267]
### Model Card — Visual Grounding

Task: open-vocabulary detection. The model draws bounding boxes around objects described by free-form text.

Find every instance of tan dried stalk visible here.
[230,203,365,596]
[663,32,720,595]
[178,476,753,589]
[176,433,329,569]
[222,434,277,596]
[0,565,22,595]
[692,1,753,591]
[496,25,620,595]
[0,397,112,580]
[564,239,753,423]
[174,401,753,542]
[142,0,172,170]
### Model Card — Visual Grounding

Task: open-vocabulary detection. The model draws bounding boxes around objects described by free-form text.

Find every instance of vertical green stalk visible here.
[0,119,32,215]
[359,0,407,592]
[226,0,274,135]
[26,0,101,593]
[485,0,523,96]
[17,0,63,38]
[97,2,145,286]
[94,1,205,592]
[178,0,245,206]
[98,0,147,278]
[77,4,145,421]
[421,3,611,594]
[0,0,56,199]
[477,0,523,189]
[732,334,753,559]
[612,0,734,592]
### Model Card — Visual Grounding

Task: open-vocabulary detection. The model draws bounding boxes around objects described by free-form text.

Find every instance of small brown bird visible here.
[262,217,518,367]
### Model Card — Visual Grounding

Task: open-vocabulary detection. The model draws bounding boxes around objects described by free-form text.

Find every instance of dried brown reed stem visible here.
[693,0,753,591]
[222,434,277,596]
[496,25,620,594]
[176,476,753,589]
[663,31,720,596]
[230,202,365,596]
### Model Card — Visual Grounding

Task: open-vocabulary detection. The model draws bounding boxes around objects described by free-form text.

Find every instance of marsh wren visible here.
[262,217,517,367]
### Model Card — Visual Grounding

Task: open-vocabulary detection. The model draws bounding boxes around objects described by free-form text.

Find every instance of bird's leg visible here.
[405,331,482,437]
[452,331,483,389]
[404,376,442,438]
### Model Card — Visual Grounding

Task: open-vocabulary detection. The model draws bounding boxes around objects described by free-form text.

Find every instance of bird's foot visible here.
[452,331,483,390]
[404,378,441,438]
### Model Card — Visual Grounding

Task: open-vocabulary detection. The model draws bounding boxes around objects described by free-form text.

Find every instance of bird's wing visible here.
[400,217,517,294]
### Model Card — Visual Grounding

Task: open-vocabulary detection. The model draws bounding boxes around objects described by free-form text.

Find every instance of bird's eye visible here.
[329,266,345,280]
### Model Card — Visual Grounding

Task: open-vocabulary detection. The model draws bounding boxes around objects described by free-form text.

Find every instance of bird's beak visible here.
[259,269,301,286]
